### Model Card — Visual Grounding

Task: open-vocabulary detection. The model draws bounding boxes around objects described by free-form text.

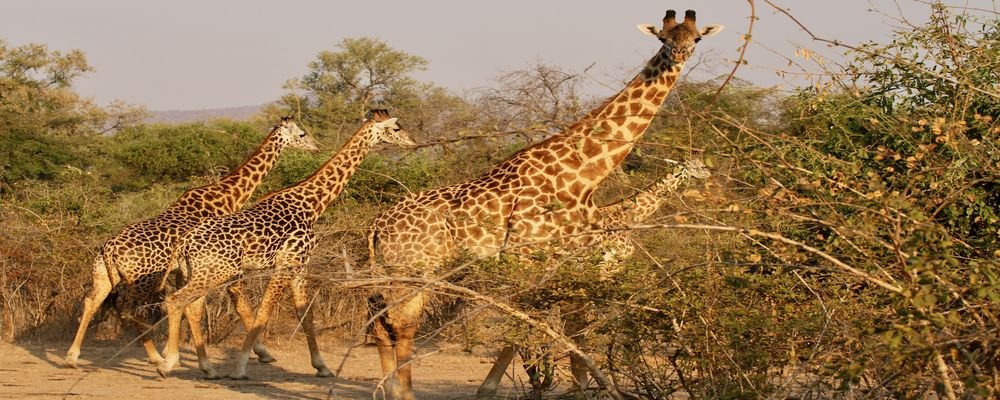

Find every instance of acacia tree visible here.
[266,37,431,137]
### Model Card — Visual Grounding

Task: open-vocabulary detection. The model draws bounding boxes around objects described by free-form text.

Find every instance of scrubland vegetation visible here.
[2,3,998,399]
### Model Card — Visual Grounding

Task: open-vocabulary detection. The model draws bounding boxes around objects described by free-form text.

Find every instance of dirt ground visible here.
[0,338,516,399]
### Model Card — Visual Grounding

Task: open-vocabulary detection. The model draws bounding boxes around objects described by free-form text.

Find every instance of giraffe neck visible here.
[511,51,681,197]
[277,125,374,221]
[215,132,285,209]
[169,130,285,214]
[575,55,681,186]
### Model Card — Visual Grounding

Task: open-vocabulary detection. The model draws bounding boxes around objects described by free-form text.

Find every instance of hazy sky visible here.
[1,1,982,111]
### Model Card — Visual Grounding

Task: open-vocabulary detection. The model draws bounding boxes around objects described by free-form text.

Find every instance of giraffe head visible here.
[271,116,320,151]
[676,158,711,180]
[638,9,724,68]
[364,117,418,148]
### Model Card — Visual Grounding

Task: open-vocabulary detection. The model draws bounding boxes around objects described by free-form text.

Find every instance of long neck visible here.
[171,131,284,214]
[573,52,680,186]
[518,49,681,196]
[283,127,373,221]
[216,132,285,209]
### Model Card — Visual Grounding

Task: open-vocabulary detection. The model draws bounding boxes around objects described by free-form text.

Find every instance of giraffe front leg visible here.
[226,281,275,363]
[183,297,219,379]
[156,290,191,378]
[476,345,517,398]
[229,274,287,380]
[290,270,333,377]
[65,255,115,368]
[568,353,589,398]
[122,274,167,366]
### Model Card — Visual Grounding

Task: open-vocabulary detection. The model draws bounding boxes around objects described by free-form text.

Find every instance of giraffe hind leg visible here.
[476,345,517,397]
[229,273,289,380]
[226,281,276,363]
[183,297,219,379]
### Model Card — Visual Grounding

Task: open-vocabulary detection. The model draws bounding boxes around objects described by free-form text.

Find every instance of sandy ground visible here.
[0,339,514,399]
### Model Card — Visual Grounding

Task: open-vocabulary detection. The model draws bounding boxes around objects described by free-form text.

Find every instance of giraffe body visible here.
[65,117,318,373]
[477,159,711,396]
[156,113,416,379]
[366,10,722,399]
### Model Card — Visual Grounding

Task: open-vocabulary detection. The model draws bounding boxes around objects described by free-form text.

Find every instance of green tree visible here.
[721,5,1000,397]
[0,40,145,184]
[265,37,430,137]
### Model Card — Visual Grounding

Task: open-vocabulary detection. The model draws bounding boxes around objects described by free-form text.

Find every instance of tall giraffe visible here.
[155,112,416,379]
[477,158,712,397]
[65,117,318,370]
[366,10,722,399]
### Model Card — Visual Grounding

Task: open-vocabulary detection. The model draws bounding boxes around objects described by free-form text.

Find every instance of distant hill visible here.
[145,104,266,124]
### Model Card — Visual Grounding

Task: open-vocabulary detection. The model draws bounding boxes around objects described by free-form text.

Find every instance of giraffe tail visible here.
[366,227,379,271]
[92,253,123,324]
[160,240,187,291]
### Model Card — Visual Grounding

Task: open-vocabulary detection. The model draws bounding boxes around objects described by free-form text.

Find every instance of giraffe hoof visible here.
[315,368,334,378]
[64,359,79,369]
[204,373,222,381]
[156,367,170,379]
[147,355,166,366]
[256,355,277,364]
[228,374,250,381]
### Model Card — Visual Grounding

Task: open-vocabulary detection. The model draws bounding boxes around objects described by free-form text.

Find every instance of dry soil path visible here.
[0,340,509,399]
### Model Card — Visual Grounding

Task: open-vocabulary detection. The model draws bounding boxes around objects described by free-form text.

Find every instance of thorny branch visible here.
[763,0,1000,99]
[708,0,757,108]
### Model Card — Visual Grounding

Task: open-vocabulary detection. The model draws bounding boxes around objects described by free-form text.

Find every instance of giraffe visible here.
[65,116,318,370]
[365,9,722,400]
[155,111,416,380]
[476,158,712,397]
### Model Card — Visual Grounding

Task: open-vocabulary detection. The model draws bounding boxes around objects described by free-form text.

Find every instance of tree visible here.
[0,39,144,184]
[265,37,430,137]
[475,63,590,138]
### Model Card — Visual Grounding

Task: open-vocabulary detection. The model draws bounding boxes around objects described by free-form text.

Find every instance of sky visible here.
[1,0,986,111]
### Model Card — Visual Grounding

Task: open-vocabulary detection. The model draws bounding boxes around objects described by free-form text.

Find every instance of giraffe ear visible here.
[637,24,660,37]
[699,24,725,37]
[381,117,399,127]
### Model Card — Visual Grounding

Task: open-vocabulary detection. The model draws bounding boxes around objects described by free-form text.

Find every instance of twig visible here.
[625,222,903,294]
[762,0,1000,99]
[708,0,757,108]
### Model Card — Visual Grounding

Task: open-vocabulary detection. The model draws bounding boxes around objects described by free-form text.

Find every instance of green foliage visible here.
[0,39,145,186]
[102,121,263,191]
[719,6,1000,396]
[343,151,451,204]
[0,129,85,183]
[264,37,433,135]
